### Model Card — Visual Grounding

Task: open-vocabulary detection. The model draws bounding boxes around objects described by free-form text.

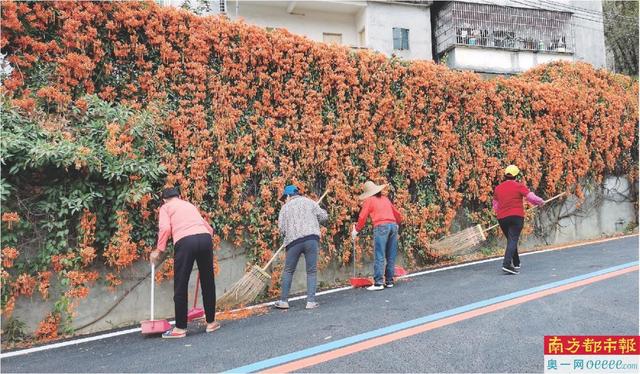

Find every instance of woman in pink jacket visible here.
[150,187,219,338]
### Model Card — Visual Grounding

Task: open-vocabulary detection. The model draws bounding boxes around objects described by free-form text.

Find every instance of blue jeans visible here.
[280,239,319,302]
[373,223,399,285]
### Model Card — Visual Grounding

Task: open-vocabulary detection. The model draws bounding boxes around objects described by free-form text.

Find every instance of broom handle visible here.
[193,272,200,309]
[150,262,155,321]
[262,189,330,270]
[483,192,567,233]
[352,235,357,278]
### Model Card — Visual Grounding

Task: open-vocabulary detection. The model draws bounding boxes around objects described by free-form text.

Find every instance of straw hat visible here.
[358,181,387,200]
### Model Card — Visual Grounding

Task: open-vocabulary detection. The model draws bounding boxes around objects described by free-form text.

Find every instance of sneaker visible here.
[502,266,519,275]
[162,328,186,339]
[274,300,289,309]
[384,283,394,288]
[366,284,384,291]
[305,301,319,309]
[514,265,521,270]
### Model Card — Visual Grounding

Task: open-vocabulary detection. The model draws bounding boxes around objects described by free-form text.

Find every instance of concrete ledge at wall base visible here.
[2,177,636,340]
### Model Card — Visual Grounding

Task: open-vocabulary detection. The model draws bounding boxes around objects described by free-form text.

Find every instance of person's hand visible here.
[351,225,358,240]
[150,250,161,264]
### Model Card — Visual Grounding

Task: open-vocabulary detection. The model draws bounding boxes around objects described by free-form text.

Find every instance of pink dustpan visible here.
[187,273,205,322]
[187,308,204,322]
[141,263,171,335]
[141,319,171,334]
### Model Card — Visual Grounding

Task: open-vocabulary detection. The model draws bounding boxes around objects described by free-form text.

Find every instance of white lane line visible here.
[1,328,141,358]
[403,234,639,279]
[1,234,636,359]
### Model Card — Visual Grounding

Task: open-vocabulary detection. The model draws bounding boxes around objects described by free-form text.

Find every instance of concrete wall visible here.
[566,0,606,68]
[365,1,432,60]
[4,176,635,335]
[523,177,637,247]
[228,2,361,47]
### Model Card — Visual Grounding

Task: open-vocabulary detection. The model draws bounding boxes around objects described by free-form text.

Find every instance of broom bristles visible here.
[217,265,272,309]
[431,224,486,257]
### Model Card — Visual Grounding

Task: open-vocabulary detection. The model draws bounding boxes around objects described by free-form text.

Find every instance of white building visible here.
[164,0,607,75]
[165,0,432,60]
[225,1,432,60]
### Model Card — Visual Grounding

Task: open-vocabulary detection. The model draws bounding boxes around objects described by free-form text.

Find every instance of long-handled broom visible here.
[217,190,329,310]
[430,193,566,257]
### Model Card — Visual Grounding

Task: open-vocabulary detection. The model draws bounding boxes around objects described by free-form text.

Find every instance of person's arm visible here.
[278,207,286,236]
[355,199,372,232]
[520,183,544,206]
[314,201,329,224]
[492,199,499,213]
[391,203,403,224]
[156,206,172,252]
[526,192,544,206]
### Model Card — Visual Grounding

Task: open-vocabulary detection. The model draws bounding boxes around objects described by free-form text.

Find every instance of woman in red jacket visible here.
[352,181,403,290]
[493,165,544,275]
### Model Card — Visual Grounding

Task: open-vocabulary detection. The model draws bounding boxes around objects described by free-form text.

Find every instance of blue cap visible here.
[280,185,299,201]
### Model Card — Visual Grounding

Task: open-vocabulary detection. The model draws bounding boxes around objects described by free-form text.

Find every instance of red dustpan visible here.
[349,237,373,288]
[141,262,171,335]
[187,273,204,322]
[394,265,407,277]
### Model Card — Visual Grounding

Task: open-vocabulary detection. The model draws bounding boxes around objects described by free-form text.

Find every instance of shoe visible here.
[366,284,384,291]
[162,328,186,339]
[502,266,519,275]
[305,301,319,309]
[274,300,290,309]
[514,265,521,270]
[384,283,394,288]
[206,321,221,333]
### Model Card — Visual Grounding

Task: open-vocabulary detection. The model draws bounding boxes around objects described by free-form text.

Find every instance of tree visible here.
[603,0,639,77]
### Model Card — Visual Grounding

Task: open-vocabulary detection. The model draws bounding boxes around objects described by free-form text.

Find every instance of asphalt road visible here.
[2,236,638,373]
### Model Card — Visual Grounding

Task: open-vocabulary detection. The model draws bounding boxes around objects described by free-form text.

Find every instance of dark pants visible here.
[173,233,216,329]
[280,239,319,302]
[498,215,524,268]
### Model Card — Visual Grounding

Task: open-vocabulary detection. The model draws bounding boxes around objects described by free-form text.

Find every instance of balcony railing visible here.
[435,1,575,55]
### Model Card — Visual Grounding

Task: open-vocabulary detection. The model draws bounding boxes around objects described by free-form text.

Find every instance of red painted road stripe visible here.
[262,265,639,373]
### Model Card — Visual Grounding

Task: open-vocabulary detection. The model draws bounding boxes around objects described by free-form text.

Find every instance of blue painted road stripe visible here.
[225,261,639,373]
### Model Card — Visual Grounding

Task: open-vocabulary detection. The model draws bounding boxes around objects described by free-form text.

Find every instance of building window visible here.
[323,33,343,45]
[434,1,574,55]
[393,28,409,50]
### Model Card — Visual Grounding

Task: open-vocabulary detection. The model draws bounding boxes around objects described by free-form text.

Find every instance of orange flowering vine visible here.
[2,247,19,268]
[103,211,138,268]
[35,313,61,342]
[1,212,20,229]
